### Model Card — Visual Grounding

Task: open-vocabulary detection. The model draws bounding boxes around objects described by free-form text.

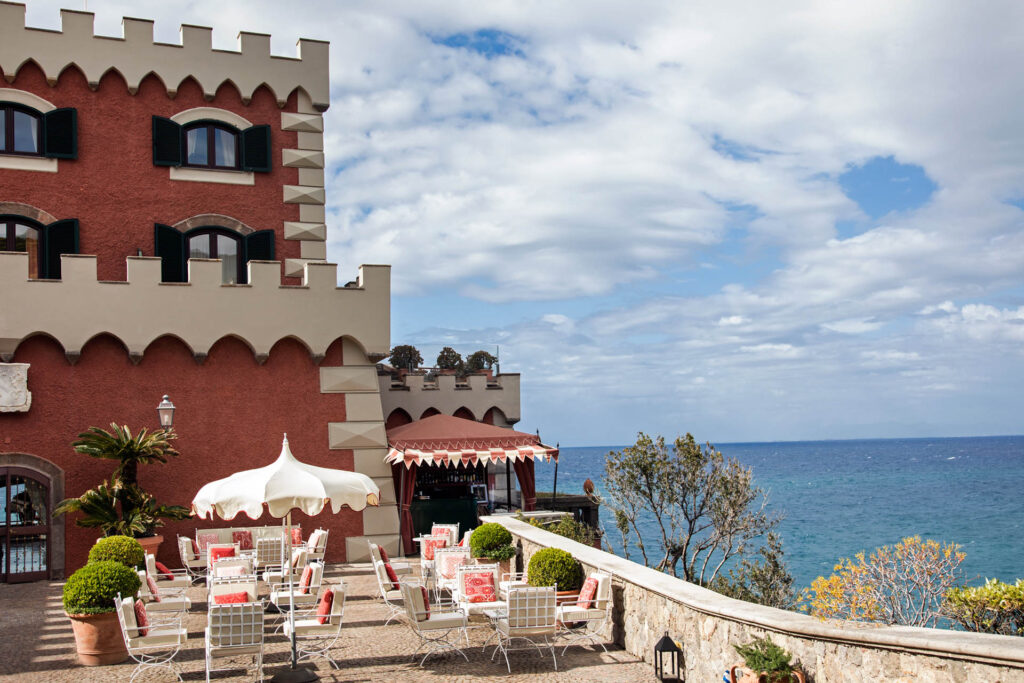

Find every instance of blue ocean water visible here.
[533,436,1024,591]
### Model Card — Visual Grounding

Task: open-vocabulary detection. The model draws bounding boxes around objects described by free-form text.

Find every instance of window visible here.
[0,103,77,159]
[184,122,239,170]
[154,223,275,284]
[152,117,271,172]
[0,215,79,279]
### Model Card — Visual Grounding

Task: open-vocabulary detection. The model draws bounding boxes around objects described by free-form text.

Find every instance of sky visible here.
[26,1,1024,445]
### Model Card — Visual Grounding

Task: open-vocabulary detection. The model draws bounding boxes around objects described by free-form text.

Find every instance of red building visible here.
[0,6,399,581]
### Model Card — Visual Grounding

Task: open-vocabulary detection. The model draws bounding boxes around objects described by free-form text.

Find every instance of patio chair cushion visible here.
[495,617,554,637]
[232,530,254,550]
[463,571,497,603]
[291,528,303,545]
[378,546,389,563]
[129,627,186,649]
[384,563,400,590]
[134,599,149,637]
[317,588,334,624]
[287,618,338,635]
[154,560,175,580]
[209,546,237,564]
[384,588,403,602]
[422,611,466,630]
[197,532,220,551]
[555,605,606,622]
[422,536,447,561]
[145,596,192,611]
[577,577,598,609]
[298,565,314,593]
[215,564,247,578]
[438,552,468,580]
[146,574,161,602]
[213,591,249,605]
[307,529,326,551]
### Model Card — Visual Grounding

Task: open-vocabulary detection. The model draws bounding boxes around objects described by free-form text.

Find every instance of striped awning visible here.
[384,414,558,469]
[386,444,558,469]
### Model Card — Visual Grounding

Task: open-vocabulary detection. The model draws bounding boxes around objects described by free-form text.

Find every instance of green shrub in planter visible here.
[63,560,142,615]
[470,522,516,561]
[527,547,584,592]
[88,535,145,568]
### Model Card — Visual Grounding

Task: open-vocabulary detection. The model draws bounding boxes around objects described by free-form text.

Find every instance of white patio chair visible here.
[399,580,469,666]
[372,559,405,625]
[368,541,412,575]
[115,594,188,682]
[206,556,255,589]
[459,528,473,548]
[430,523,460,548]
[282,582,347,669]
[269,561,324,612]
[491,585,558,672]
[306,528,329,562]
[453,563,505,616]
[145,553,190,590]
[205,601,265,682]
[137,570,192,613]
[205,543,241,571]
[262,547,309,585]
[433,546,471,599]
[208,576,259,605]
[498,569,528,600]
[555,572,613,653]
[253,537,284,572]
[177,535,207,583]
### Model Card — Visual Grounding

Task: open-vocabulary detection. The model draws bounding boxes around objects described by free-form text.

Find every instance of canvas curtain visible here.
[391,462,418,554]
[512,458,537,512]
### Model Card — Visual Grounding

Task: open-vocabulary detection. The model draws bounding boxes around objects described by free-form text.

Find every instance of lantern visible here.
[654,631,682,682]
[156,394,175,430]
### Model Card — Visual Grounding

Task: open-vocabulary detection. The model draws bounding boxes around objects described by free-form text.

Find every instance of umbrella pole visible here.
[399,470,405,559]
[271,511,318,683]
[505,459,512,512]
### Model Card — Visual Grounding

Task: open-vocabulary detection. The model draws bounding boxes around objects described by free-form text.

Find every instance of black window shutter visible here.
[242,230,275,284]
[152,116,182,167]
[154,223,186,282]
[240,125,271,173]
[42,108,77,159]
[40,218,79,279]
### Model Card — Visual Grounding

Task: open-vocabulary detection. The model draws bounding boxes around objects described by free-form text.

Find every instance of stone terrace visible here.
[0,562,649,682]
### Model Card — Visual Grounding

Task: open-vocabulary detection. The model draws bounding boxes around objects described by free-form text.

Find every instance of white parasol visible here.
[192,434,379,683]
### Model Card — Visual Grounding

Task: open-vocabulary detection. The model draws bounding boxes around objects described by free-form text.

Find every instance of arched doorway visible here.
[1,467,51,582]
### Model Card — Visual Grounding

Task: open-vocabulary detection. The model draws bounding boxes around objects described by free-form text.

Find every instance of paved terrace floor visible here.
[0,562,650,682]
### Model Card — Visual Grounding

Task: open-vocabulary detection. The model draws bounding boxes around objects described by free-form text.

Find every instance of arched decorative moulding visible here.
[0,202,58,225]
[0,4,330,110]
[267,335,316,366]
[170,106,252,129]
[0,87,56,112]
[0,452,66,578]
[141,333,196,360]
[171,214,257,235]
[453,406,476,421]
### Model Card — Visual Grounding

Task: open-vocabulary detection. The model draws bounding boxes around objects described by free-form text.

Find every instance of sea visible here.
[532,435,1024,591]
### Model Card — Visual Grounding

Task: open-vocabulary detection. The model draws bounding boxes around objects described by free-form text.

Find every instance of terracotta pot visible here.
[68,611,128,666]
[730,666,806,683]
[135,534,163,558]
[477,557,511,578]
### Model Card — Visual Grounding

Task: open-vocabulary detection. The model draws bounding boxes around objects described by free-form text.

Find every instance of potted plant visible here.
[470,522,517,576]
[526,547,584,602]
[63,559,142,665]
[731,636,805,683]
[88,535,146,569]
[54,424,190,556]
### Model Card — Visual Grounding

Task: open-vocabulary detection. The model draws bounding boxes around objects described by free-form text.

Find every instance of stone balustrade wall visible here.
[481,516,1024,682]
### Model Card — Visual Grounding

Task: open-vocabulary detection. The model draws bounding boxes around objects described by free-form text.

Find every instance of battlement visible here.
[0,3,330,109]
[0,252,389,361]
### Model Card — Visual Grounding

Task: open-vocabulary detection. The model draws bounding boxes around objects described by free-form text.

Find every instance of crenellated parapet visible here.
[0,253,389,362]
[0,3,330,110]
[378,371,521,426]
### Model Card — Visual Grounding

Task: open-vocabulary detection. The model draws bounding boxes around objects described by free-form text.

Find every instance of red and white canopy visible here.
[385,414,558,469]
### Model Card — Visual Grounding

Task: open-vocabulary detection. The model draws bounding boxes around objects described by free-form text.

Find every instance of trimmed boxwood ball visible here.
[63,560,142,615]
[88,535,145,568]
[527,547,584,592]
[469,522,516,561]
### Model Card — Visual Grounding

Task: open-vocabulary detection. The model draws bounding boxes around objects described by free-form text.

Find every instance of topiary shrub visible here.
[470,522,516,561]
[88,535,145,568]
[734,636,797,678]
[63,560,142,615]
[527,547,584,592]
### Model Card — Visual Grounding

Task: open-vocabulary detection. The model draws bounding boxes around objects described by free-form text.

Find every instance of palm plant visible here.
[55,424,190,537]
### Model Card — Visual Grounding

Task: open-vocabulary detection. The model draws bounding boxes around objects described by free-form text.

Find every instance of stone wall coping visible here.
[482,516,1024,668]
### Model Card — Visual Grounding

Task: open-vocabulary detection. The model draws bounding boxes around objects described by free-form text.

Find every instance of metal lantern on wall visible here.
[156,394,175,430]
[654,631,683,682]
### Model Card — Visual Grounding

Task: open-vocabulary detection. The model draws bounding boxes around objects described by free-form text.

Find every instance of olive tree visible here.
[602,432,781,588]
[466,350,498,372]
[435,346,463,370]
[388,344,423,370]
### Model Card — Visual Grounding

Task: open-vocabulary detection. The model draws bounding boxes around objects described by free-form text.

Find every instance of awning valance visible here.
[385,414,558,469]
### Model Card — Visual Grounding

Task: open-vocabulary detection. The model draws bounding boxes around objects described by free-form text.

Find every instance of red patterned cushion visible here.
[419,586,431,620]
[146,574,161,602]
[232,530,253,551]
[379,546,389,564]
[154,560,175,580]
[290,528,303,545]
[577,577,598,609]
[299,565,314,594]
[463,571,496,603]
[215,565,246,577]
[422,537,447,561]
[191,539,200,556]
[430,525,450,542]
[134,599,149,637]
[317,589,334,624]
[209,546,236,563]
[197,532,220,551]
[439,552,467,579]
[214,591,249,604]
[384,563,400,590]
